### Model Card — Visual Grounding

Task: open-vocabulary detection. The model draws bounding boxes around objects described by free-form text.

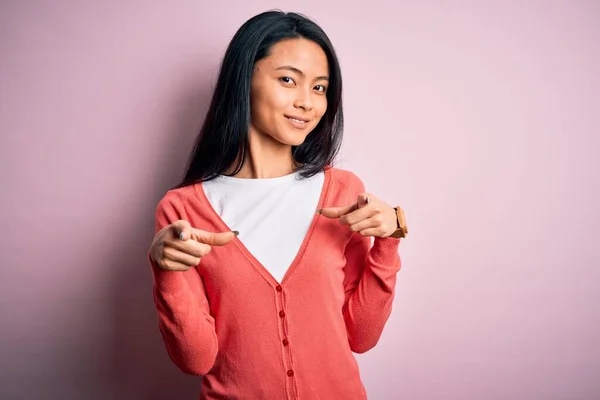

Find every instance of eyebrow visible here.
[275,65,329,81]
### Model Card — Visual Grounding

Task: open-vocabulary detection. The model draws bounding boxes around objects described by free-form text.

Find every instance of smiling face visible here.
[249,38,329,147]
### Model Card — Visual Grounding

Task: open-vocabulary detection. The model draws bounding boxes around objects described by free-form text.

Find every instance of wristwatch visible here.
[389,206,408,239]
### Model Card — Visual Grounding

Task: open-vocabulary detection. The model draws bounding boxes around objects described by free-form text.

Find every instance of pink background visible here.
[1,1,599,399]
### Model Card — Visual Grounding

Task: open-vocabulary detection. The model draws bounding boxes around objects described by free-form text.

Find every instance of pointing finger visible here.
[317,193,370,219]
[317,203,357,219]
[193,229,239,246]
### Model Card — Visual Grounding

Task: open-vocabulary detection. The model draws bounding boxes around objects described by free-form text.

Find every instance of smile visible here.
[285,115,310,129]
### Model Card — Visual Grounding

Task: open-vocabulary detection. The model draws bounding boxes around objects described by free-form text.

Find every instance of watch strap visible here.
[389,206,408,239]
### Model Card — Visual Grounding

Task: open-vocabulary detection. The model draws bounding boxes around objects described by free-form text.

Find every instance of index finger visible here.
[317,203,357,219]
[192,229,238,246]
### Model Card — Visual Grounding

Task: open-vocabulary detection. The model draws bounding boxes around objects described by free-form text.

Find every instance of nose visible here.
[293,87,313,111]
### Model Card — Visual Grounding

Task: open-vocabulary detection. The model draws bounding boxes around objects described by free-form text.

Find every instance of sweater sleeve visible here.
[149,193,219,375]
[341,180,402,354]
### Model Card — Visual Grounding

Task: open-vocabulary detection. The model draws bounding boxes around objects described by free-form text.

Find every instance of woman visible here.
[148,10,407,400]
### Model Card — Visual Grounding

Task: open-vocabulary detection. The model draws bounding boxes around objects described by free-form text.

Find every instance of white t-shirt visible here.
[202,170,325,283]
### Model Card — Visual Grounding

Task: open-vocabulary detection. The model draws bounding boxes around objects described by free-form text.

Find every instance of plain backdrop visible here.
[1,1,599,399]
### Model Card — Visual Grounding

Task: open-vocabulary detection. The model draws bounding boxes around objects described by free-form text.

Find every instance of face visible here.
[249,38,329,147]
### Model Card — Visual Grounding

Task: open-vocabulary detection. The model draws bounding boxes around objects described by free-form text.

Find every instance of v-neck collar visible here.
[193,166,333,287]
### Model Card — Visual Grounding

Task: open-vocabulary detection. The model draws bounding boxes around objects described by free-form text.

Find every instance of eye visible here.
[314,85,327,93]
[279,77,295,85]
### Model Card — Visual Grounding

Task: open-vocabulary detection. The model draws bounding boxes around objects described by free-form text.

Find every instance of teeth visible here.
[288,117,306,123]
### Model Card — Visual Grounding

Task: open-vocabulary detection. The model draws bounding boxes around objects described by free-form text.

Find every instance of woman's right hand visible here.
[150,220,238,271]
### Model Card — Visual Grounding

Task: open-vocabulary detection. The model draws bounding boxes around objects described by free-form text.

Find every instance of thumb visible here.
[172,220,193,240]
[193,229,239,246]
[356,193,370,208]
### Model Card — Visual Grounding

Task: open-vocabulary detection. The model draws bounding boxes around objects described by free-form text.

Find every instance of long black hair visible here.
[176,10,344,188]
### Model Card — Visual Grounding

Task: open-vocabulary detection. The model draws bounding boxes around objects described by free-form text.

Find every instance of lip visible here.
[284,114,311,129]
[284,114,310,123]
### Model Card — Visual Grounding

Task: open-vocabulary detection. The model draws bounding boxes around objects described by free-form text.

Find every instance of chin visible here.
[270,126,311,147]
[281,131,311,147]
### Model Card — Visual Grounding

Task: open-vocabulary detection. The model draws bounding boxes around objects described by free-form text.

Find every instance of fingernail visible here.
[178,232,184,240]
[232,230,240,237]
[316,209,322,214]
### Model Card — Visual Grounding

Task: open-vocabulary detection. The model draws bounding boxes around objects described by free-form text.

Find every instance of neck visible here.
[227,130,297,179]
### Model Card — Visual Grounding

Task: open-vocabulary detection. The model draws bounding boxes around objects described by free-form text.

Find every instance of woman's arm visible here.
[149,194,219,375]
[335,175,403,354]
[341,232,401,354]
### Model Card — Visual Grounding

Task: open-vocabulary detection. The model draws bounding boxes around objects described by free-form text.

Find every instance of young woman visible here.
[148,10,407,400]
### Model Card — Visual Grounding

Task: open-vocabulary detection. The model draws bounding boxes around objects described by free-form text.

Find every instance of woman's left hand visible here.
[317,193,399,238]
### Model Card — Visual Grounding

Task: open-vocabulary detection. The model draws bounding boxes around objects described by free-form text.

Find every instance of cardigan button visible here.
[287,369,294,377]
[282,338,289,346]
[279,310,285,318]
[276,285,282,292]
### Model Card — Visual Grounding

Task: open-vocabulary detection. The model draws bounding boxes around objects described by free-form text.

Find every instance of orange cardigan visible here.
[150,166,402,399]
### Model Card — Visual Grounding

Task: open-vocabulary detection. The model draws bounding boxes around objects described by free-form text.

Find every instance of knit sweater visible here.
[150,166,402,400]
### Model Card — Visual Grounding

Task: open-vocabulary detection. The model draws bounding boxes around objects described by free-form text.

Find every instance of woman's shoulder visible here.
[155,183,202,212]
[328,165,366,193]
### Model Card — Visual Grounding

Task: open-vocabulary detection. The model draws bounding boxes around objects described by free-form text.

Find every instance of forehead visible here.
[260,38,329,75]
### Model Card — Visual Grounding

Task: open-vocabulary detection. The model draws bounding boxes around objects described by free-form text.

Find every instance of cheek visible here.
[251,87,290,123]
[314,97,328,120]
